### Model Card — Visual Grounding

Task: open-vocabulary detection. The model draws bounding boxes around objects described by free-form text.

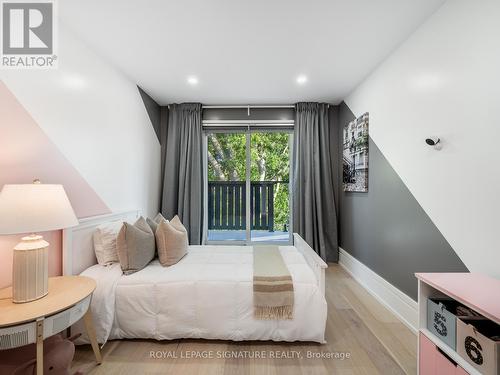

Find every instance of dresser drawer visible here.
[42,295,91,338]
[0,321,37,349]
[420,332,469,375]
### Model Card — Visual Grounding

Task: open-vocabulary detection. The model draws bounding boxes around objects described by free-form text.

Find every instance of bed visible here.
[64,211,328,344]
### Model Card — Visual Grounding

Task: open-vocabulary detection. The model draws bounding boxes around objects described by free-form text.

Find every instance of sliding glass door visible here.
[250,132,290,242]
[205,130,292,244]
[206,132,247,241]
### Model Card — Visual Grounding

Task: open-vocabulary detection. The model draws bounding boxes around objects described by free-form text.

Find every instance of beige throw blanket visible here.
[253,246,294,320]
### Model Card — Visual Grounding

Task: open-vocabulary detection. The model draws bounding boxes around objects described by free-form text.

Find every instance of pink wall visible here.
[0,81,110,288]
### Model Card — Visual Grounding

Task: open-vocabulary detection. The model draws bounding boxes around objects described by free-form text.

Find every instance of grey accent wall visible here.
[337,102,468,300]
[138,86,161,142]
[159,107,168,190]
[329,105,341,231]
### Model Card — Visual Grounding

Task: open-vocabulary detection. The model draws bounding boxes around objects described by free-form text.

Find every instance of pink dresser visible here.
[420,332,469,375]
[415,273,500,375]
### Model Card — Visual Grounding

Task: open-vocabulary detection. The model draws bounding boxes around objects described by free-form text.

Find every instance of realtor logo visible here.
[1,0,57,68]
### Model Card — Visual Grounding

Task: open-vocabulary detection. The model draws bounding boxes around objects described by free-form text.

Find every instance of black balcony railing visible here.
[208,181,287,232]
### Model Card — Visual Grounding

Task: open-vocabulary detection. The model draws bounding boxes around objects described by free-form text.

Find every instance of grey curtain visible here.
[293,102,338,262]
[160,103,203,245]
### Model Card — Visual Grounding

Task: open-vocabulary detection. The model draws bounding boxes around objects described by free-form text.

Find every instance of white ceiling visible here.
[60,0,445,105]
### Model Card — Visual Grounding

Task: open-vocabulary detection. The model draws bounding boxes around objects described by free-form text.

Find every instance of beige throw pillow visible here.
[146,213,166,234]
[156,215,188,266]
[93,220,123,265]
[117,216,155,274]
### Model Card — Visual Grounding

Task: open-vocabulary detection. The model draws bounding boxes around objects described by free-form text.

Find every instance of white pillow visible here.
[93,221,124,265]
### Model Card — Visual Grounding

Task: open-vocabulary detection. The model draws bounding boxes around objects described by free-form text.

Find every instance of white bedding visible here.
[77,245,327,343]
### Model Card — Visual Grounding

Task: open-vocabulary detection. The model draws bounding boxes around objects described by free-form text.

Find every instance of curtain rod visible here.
[202,105,331,108]
[165,104,330,109]
[202,120,294,124]
[202,105,295,109]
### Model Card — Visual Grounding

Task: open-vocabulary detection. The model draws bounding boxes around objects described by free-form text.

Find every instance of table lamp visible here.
[0,181,78,303]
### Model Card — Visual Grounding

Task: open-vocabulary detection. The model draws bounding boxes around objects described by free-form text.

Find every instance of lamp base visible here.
[12,235,49,303]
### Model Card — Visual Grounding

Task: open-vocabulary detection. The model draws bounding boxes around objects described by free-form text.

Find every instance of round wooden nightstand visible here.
[0,276,102,374]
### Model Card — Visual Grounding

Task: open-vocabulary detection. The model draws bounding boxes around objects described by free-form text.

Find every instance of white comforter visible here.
[77,245,327,343]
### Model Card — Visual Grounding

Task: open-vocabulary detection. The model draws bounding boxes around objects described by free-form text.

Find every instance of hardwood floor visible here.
[72,264,417,375]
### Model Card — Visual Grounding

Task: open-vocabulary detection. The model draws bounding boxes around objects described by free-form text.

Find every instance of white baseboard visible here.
[338,247,418,333]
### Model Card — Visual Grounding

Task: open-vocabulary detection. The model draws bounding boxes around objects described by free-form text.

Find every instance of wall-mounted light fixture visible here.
[425,137,441,149]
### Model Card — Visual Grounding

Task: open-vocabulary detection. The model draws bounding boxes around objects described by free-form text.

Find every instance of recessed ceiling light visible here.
[296,74,308,85]
[187,76,199,85]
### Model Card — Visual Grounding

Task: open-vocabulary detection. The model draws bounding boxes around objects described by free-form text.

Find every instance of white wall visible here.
[0,22,161,218]
[345,0,500,278]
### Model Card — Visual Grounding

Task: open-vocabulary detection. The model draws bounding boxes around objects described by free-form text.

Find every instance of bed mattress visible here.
[78,245,327,343]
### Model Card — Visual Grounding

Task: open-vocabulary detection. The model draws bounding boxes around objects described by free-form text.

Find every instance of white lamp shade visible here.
[0,184,79,235]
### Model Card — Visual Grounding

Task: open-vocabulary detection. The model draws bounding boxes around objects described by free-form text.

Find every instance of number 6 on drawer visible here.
[456,318,500,375]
